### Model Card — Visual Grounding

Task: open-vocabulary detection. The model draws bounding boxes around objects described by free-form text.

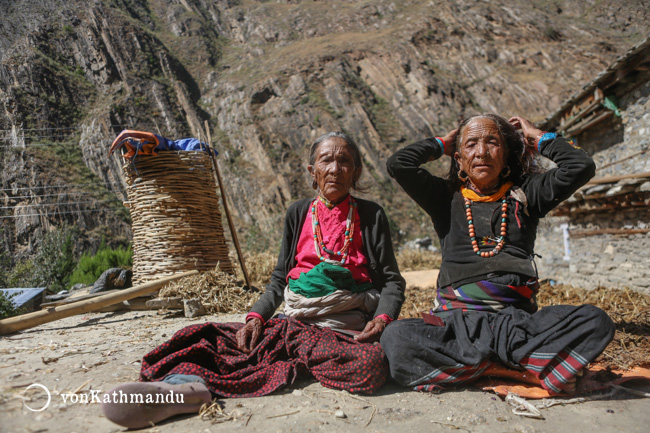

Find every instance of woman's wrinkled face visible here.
[455,117,508,191]
[308,137,361,204]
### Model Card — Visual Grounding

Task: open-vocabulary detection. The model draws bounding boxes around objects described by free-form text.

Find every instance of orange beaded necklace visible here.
[461,182,512,258]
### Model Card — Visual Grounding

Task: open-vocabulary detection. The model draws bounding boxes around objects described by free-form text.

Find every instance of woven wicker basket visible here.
[123,151,234,284]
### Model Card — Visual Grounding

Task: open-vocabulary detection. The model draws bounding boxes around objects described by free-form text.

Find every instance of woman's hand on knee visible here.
[236,317,263,353]
[355,317,387,343]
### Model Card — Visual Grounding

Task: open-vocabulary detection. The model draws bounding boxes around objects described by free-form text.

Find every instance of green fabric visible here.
[602,97,621,117]
[288,262,374,298]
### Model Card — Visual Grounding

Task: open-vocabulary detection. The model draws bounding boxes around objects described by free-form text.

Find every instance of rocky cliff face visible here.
[1,0,648,261]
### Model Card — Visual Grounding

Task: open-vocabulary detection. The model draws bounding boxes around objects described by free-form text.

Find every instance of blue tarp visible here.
[0,288,46,308]
[156,136,216,154]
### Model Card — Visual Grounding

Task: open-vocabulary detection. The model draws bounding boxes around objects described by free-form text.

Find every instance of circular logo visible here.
[23,383,51,412]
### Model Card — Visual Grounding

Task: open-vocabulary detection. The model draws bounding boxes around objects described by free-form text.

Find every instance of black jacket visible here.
[250,197,406,321]
[387,136,595,288]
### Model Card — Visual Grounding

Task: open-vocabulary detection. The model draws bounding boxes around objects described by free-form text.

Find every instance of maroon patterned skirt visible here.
[140,317,388,397]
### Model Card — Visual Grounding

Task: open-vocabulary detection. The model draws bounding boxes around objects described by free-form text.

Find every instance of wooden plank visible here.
[553,201,648,216]
[0,271,198,335]
[565,109,613,136]
[583,171,650,186]
[39,290,121,308]
[95,297,153,313]
[558,88,603,133]
[146,296,184,309]
[572,228,650,238]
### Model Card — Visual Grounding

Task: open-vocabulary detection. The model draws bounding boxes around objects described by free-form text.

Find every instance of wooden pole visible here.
[571,228,650,238]
[583,171,650,186]
[0,270,198,335]
[203,121,252,290]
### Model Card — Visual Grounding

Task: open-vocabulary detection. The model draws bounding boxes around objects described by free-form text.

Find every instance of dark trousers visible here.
[380,305,614,394]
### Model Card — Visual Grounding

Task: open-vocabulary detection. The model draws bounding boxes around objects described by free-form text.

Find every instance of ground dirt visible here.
[1,271,649,433]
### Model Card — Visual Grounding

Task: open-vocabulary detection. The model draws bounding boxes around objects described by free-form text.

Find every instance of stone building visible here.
[534,37,650,293]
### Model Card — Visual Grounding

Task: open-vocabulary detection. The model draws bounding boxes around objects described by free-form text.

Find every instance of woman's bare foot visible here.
[561,369,584,395]
[101,381,212,429]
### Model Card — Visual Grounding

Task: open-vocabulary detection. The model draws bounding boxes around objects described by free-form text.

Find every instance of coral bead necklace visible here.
[464,194,509,258]
[311,196,357,265]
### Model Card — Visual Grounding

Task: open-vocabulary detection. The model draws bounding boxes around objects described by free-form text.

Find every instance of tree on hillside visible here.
[32,226,78,292]
[0,227,11,288]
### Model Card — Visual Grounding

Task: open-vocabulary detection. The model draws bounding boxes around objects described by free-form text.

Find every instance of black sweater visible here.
[250,197,406,321]
[386,136,595,288]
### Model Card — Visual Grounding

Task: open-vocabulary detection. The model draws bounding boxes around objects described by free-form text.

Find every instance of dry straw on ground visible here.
[234,250,277,289]
[537,282,650,369]
[396,249,442,272]
[158,251,278,314]
[159,265,259,314]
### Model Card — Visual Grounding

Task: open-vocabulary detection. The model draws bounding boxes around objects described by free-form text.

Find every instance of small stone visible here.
[184,299,206,318]
[335,410,346,419]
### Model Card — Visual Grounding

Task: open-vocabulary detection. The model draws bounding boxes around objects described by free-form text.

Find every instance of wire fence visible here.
[0,184,98,192]
[4,192,87,199]
[0,199,117,210]
[0,209,107,219]
[0,127,127,221]
[0,125,127,148]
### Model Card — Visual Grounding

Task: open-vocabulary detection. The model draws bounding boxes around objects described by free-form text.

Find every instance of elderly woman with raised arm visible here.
[382,114,614,395]
[102,132,405,428]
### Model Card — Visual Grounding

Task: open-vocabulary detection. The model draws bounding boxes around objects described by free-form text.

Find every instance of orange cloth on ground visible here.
[473,363,650,399]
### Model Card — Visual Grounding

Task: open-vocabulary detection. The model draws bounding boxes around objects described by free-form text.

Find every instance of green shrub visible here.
[32,227,78,293]
[0,236,10,288]
[0,291,21,319]
[1,227,77,292]
[6,259,36,288]
[69,244,133,287]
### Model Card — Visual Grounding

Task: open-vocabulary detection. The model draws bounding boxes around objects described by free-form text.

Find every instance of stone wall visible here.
[535,213,650,292]
[534,80,650,293]
[589,80,650,176]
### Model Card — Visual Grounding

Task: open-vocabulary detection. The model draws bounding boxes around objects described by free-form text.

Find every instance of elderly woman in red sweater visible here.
[102,132,405,428]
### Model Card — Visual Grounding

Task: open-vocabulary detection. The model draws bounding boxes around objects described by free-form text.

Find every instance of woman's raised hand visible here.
[509,116,543,149]
[235,317,263,353]
[441,128,458,157]
[355,317,387,343]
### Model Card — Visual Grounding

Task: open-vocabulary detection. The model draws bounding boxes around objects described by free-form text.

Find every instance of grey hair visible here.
[308,131,367,192]
[448,114,540,189]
